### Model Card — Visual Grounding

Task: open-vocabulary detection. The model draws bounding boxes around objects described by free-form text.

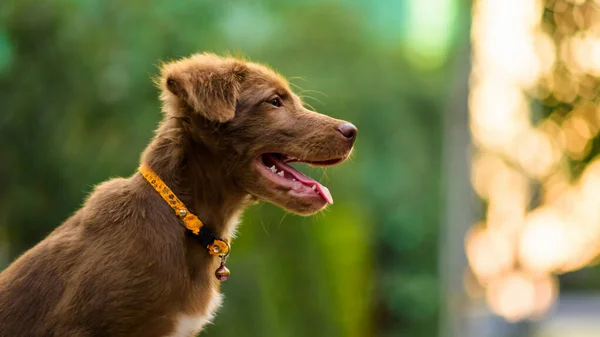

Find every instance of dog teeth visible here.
[269,165,277,173]
[311,185,316,191]
[277,171,284,177]
[291,178,296,181]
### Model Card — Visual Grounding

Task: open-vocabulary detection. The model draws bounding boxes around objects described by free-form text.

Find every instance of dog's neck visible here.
[140,117,252,238]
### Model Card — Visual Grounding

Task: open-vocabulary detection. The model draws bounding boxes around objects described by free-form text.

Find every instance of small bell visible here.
[215,262,230,281]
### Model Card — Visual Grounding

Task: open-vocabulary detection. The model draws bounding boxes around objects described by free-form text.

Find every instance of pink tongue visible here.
[316,185,333,205]
[267,155,334,204]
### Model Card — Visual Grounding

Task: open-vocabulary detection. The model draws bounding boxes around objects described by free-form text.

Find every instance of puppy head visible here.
[159,53,357,215]
[160,53,246,123]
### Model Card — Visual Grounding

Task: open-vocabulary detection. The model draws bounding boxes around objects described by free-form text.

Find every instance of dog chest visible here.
[166,290,223,337]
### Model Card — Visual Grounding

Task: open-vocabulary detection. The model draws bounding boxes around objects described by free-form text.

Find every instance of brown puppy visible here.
[0,53,357,337]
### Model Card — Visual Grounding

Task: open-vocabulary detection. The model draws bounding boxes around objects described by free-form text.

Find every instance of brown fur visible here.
[0,53,356,337]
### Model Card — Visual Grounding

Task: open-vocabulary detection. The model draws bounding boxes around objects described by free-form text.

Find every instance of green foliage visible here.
[0,0,461,336]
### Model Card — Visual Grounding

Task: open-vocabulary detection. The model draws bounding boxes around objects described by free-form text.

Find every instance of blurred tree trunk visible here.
[438,7,473,337]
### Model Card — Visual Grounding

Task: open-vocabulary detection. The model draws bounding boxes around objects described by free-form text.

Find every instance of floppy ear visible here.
[162,54,246,123]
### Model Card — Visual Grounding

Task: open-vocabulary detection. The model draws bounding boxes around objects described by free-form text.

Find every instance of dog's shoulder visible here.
[81,175,173,229]
[84,176,141,215]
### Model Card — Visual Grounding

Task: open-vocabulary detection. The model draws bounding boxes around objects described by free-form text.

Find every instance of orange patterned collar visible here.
[139,164,231,281]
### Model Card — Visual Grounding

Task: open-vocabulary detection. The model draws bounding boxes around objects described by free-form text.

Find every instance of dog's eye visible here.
[269,97,282,107]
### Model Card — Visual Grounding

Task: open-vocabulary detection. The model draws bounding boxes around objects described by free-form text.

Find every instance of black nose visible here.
[337,123,358,143]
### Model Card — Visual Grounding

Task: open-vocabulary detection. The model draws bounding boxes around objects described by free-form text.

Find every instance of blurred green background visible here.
[0,1,468,337]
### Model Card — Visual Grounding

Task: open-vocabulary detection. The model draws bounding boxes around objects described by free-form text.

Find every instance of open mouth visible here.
[256,153,347,205]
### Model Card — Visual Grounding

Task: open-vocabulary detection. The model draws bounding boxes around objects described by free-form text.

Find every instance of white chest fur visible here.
[166,290,224,337]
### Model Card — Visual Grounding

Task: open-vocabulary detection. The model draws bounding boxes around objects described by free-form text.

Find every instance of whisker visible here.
[320,168,330,182]
[302,101,317,111]
[288,76,308,83]
[289,82,304,91]
[299,89,327,97]
[299,94,325,107]
[260,217,270,235]
[278,211,290,229]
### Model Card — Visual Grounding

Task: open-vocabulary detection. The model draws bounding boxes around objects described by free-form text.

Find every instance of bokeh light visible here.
[486,271,558,323]
[468,0,600,322]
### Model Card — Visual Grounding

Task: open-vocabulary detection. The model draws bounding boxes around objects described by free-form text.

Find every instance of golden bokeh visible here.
[468,0,600,321]
[485,271,558,322]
